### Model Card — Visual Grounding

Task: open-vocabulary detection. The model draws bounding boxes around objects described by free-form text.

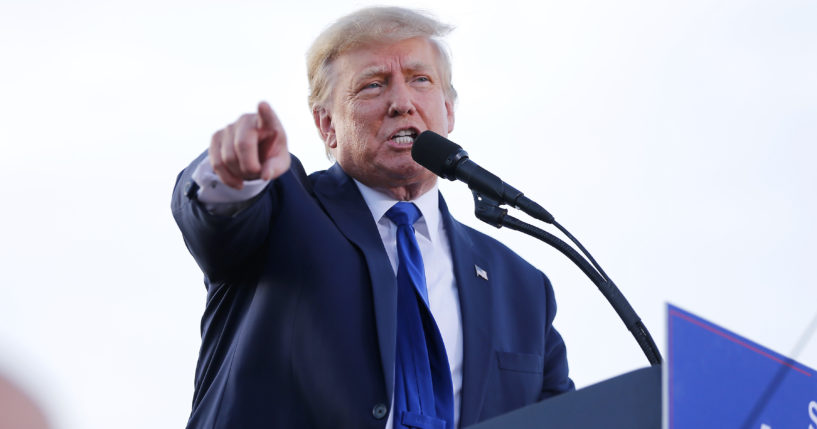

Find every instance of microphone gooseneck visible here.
[413,131,662,366]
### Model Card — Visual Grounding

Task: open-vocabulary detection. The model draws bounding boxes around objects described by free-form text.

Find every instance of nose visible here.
[387,80,415,117]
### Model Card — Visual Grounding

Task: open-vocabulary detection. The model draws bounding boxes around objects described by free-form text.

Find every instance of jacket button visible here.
[183,181,199,199]
[371,403,388,420]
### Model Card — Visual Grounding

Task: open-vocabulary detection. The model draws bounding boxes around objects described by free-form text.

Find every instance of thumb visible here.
[260,152,291,181]
[260,156,276,181]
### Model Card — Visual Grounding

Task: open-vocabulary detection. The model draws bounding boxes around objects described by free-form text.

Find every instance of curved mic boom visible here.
[411,130,663,366]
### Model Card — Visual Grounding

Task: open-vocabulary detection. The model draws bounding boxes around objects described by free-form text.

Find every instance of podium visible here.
[466,366,661,429]
[467,305,817,429]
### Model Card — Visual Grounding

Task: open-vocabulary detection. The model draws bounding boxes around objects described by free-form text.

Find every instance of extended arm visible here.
[171,102,292,281]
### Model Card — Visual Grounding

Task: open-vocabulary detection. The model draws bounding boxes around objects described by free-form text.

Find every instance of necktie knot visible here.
[385,202,422,227]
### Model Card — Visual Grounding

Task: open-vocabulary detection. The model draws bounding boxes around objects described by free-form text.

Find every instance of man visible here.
[172,6,573,429]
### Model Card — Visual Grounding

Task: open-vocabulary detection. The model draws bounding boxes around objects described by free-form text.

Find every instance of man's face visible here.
[317,37,455,195]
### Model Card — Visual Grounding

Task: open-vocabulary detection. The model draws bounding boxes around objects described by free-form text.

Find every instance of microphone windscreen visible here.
[412,131,464,177]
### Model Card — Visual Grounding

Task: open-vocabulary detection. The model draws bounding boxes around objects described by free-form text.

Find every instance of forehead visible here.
[333,37,441,80]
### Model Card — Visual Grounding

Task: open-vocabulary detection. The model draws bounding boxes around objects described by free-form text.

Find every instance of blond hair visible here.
[306,6,457,112]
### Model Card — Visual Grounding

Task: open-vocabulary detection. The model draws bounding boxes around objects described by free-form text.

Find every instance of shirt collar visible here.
[354,179,441,243]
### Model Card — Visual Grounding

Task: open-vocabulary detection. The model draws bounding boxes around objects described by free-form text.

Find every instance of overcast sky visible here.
[1,0,815,427]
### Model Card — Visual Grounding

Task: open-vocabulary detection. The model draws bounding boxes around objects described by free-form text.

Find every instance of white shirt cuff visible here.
[192,155,271,216]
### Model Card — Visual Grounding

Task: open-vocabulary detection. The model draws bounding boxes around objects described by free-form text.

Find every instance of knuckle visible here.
[238,113,257,125]
[221,145,236,163]
[224,123,237,138]
[243,160,261,173]
[235,138,255,151]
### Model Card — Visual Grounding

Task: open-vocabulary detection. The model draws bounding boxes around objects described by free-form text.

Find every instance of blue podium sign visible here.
[667,304,817,428]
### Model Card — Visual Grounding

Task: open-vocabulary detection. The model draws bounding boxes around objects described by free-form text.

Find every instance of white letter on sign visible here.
[808,400,817,429]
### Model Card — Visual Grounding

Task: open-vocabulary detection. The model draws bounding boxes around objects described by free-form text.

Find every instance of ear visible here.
[445,99,455,134]
[313,107,337,149]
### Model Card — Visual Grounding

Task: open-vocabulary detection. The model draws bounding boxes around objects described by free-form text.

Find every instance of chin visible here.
[386,161,428,180]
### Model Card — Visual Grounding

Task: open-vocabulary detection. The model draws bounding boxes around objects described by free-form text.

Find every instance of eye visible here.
[356,81,384,96]
[412,76,433,87]
[359,81,383,92]
[356,80,384,97]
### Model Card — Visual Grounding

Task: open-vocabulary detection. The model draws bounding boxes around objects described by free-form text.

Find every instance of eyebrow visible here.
[354,61,435,83]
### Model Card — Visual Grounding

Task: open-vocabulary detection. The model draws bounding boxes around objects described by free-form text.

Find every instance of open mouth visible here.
[390,128,419,145]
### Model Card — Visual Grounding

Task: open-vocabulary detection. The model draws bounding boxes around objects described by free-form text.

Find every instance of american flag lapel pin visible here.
[475,265,488,280]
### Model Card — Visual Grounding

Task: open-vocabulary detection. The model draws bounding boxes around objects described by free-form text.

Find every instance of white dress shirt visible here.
[354,180,463,429]
[192,157,464,428]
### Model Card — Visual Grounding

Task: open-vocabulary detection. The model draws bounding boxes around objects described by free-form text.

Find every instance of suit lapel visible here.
[312,164,398,405]
[439,197,493,427]
[311,170,494,423]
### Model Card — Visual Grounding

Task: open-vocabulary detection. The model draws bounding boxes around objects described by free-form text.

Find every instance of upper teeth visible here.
[394,130,414,138]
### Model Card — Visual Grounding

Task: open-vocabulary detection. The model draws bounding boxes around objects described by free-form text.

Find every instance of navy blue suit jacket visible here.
[171,154,574,428]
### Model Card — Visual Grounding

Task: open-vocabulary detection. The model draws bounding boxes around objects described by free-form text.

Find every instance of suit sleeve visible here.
[539,272,576,400]
[171,151,296,283]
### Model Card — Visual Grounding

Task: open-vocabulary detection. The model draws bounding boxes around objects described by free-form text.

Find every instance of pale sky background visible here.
[1,0,815,427]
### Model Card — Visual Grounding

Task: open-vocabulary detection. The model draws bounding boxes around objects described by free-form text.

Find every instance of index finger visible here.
[256,101,278,132]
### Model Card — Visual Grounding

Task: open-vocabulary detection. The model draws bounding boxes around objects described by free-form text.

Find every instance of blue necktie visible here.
[385,202,454,429]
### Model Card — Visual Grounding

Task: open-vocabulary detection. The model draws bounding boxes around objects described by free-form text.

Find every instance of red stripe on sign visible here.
[669,309,811,377]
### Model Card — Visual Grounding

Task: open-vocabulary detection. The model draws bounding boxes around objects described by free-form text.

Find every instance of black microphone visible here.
[412,130,554,224]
